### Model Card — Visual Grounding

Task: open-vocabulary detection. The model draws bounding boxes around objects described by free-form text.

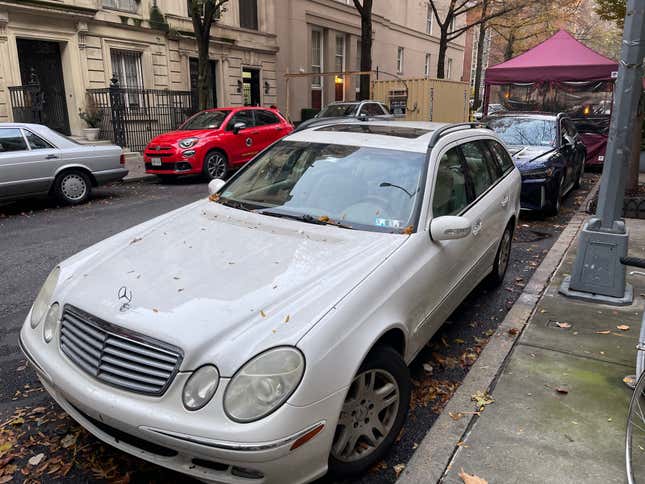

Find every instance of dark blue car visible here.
[487,113,586,215]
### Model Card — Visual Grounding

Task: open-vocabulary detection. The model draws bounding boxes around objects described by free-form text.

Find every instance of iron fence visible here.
[87,79,196,152]
[8,84,44,124]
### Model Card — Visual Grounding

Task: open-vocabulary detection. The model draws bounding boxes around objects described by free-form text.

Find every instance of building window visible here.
[446,57,453,79]
[449,15,456,33]
[111,49,144,107]
[335,34,346,101]
[239,0,258,30]
[425,53,431,78]
[311,29,323,109]
[396,47,404,74]
[426,4,433,35]
[103,0,138,12]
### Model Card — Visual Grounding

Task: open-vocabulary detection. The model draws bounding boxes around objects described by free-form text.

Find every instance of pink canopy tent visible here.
[483,30,619,165]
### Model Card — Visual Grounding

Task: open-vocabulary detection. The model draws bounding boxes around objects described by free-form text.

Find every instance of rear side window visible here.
[488,140,515,173]
[461,142,493,198]
[24,130,54,150]
[433,148,469,217]
[0,128,27,152]
[478,140,503,180]
[255,110,280,126]
[227,110,255,130]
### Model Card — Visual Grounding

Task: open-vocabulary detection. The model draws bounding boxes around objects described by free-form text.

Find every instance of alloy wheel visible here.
[497,229,512,279]
[332,369,400,462]
[60,173,88,202]
[206,153,227,180]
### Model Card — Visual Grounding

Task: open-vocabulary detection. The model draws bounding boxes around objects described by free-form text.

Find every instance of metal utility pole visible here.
[561,0,645,305]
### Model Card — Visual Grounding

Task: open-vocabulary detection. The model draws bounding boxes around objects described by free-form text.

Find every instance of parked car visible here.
[20,120,520,484]
[487,113,586,215]
[143,107,293,181]
[0,123,127,205]
[474,103,505,120]
[295,100,393,131]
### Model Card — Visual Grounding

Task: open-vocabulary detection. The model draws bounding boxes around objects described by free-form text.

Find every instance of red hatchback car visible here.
[144,107,293,180]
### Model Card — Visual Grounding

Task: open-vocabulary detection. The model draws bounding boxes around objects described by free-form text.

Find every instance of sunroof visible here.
[315,124,430,139]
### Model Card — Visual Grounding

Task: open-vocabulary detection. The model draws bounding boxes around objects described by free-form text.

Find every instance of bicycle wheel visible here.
[626,371,645,484]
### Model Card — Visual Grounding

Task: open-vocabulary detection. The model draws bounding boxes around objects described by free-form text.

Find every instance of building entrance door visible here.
[16,39,70,135]
[242,68,260,106]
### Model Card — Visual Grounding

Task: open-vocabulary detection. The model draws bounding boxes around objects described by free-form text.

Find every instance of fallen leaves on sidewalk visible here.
[471,391,494,410]
[554,321,571,329]
[555,387,569,394]
[393,463,406,478]
[508,327,519,336]
[595,330,611,335]
[617,324,630,331]
[459,468,488,484]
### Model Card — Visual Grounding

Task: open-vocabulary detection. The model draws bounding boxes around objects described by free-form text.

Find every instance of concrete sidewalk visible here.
[432,218,645,483]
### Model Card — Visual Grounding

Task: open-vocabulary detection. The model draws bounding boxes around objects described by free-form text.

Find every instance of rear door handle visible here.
[46,154,58,160]
[472,219,483,236]
[501,194,510,207]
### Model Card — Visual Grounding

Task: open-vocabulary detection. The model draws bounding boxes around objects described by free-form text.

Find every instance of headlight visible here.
[224,347,305,423]
[183,365,220,411]
[178,138,199,149]
[31,267,60,328]
[43,303,60,343]
[522,167,554,179]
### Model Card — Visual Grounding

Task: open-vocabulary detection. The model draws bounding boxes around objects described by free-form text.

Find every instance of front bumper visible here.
[93,168,129,185]
[519,176,558,211]
[19,321,343,484]
[144,148,202,175]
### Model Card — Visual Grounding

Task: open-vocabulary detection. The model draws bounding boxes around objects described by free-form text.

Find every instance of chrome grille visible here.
[60,305,182,396]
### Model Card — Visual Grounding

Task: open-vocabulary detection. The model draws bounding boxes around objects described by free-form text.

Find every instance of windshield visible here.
[488,117,556,147]
[318,104,359,118]
[219,141,426,233]
[181,110,230,130]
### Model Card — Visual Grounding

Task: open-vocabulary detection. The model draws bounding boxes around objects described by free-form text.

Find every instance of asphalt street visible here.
[0,174,597,483]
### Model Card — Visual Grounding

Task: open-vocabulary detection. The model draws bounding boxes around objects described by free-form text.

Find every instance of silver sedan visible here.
[0,123,128,205]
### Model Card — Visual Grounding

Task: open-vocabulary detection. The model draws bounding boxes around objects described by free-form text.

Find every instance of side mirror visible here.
[208,178,226,196]
[233,122,246,135]
[430,216,472,241]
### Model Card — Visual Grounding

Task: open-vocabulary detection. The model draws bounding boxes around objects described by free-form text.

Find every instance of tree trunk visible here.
[358,2,373,100]
[197,36,211,111]
[504,31,516,61]
[472,0,489,111]
[437,32,448,79]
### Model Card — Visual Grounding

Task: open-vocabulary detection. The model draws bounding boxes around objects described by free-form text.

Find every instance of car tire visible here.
[487,223,513,286]
[203,150,229,181]
[53,170,92,206]
[544,175,564,216]
[328,346,411,478]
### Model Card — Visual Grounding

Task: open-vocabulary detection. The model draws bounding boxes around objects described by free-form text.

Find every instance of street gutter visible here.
[397,179,601,484]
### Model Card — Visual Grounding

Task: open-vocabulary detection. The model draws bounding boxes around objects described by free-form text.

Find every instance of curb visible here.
[122,174,157,184]
[397,179,600,484]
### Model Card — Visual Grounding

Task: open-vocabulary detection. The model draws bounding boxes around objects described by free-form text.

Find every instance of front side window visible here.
[219,141,426,232]
[487,140,515,173]
[24,130,54,150]
[360,103,386,116]
[103,0,138,12]
[0,129,27,153]
[461,142,493,198]
[181,110,230,130]
[487,117,556,147]
[239,0,258,30]
[433,148,469,217]
[227,110,255,130]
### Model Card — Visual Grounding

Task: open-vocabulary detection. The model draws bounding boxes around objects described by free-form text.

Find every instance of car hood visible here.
[507,144,556,167]
[148,129,216,145]
[56,200,407,375]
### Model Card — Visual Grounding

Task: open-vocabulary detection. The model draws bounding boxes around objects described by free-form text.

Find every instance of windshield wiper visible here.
[216,197,260,212]
[256,209,354,229]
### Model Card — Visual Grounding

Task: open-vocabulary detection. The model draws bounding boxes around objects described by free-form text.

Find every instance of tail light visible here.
[120,154,126,165]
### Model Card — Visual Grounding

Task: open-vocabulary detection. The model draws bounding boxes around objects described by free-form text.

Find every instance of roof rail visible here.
[293,115,387,133]
[427,122,490,148]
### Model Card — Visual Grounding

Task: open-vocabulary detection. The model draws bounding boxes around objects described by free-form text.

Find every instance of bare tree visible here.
[352,0,373,100]
[427,0,519,79]
[189,0,229,110]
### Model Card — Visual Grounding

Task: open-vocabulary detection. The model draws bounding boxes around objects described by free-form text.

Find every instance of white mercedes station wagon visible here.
[20,121,521,483]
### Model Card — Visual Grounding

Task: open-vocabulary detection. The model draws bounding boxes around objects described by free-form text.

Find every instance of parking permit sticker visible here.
[375,218,401,228]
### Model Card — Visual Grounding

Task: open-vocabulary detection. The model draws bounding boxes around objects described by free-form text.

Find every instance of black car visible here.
[487,113,586,215]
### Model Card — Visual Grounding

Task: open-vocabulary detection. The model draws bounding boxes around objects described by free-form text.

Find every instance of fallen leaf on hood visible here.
[393,463,405,478]
[129,237,142,245]
[403,225,414,235]
[28,454,45,466]
[260,310,267,318]
[208,193,220,202]
[555,387,569,394]
[459,469,488,484]
[152,308,159,313]
[284,315,290,323]
[617,324,630,331]
[61,433,77,448]
[595,330,611,334]
[318,215,330,223]
[555,322,571,329]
